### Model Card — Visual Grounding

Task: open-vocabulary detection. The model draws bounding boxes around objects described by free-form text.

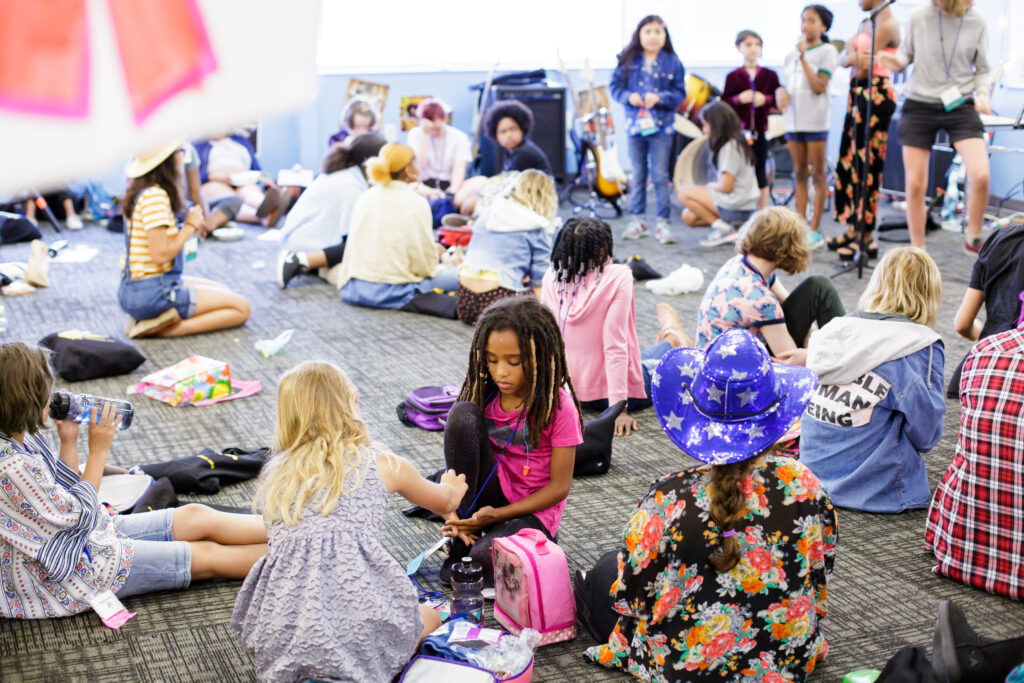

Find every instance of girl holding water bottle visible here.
[0,342,269,621]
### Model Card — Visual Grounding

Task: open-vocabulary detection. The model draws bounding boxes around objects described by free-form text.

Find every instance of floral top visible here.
[696,255,784,349]
[0,432,133,619]
[585,456,838,682]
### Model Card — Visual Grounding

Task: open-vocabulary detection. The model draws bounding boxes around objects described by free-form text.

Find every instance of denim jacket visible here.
[800,312,946,513]
[458,197,555,291]
[610,51,686,136]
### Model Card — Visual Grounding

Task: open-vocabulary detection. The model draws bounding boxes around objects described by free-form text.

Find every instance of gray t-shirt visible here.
[899,5,991,104]
[782,43,839,133]
[710,140,760,211]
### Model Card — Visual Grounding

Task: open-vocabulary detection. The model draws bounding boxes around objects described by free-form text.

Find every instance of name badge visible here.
[85,589,136,629]
[184,235,199,262]
[940,85,965,112]
[637,109,658,136]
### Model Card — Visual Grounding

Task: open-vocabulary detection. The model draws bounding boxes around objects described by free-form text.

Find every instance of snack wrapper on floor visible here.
[128,355,231,406]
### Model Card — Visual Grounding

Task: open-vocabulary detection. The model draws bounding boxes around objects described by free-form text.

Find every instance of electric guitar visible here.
[581,59,627,197]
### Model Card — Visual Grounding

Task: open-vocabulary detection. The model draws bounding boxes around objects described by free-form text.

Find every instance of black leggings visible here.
[778,275,846,350]
[580,549,621,643]
[322,239,346,268]
[443,402,551,585]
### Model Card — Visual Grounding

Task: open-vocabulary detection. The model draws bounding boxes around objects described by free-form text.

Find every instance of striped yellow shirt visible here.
[127,186,178,280]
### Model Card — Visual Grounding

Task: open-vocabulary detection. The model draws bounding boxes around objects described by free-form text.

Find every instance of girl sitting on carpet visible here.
[455,170,557,325]
[233,361,468,682]
[693,206,845,365]
[336,143,460,316]
[801,247,945,513]
[117,141,250,338]
[0,342,268,621]
[440,296,584,587]
[677,101,761,248]
[577,329,837,681]
[540,217,693,437]
[276,133,387,289]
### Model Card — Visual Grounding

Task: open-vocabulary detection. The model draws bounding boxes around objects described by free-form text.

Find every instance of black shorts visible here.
[896,98,985,150]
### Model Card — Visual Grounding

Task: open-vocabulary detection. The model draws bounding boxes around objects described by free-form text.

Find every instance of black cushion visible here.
[38,331,146,382]
[0,216,41,244]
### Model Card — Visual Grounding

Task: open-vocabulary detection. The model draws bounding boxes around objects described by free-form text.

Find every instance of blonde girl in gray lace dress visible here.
[232,362,468,682]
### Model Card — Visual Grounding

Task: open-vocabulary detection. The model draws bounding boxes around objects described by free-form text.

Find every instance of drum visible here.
[673,135,716,187]
[766,113,786,141]
[674,74,720,140]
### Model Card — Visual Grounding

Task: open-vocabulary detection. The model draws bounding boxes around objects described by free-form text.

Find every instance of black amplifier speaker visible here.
[477,84,567,181]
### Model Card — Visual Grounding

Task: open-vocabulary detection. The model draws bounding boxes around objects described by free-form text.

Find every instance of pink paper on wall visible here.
[107,0,217,123]
[0,0,89,117]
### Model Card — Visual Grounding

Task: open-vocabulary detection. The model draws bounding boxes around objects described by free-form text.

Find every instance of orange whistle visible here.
[522,466,530,476]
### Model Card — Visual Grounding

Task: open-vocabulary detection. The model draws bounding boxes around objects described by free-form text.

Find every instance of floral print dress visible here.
[585,456,838,682]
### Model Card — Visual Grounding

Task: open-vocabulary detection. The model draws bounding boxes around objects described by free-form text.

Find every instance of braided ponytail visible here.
[709,459,758,572]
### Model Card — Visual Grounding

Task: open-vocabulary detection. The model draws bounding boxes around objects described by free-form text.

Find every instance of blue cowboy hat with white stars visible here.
[651,328,818,465]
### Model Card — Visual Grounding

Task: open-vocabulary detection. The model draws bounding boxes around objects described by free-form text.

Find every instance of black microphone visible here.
[870,0,896,20]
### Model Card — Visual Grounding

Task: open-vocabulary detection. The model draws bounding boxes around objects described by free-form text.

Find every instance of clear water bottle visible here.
[941,155,964,221]
[49,391,134,430]
[450,556,484,624]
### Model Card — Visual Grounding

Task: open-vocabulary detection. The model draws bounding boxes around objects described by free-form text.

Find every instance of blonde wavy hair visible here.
[509,169,558,222]
[736,207,811,275]
[255,361,373,525]
[859,246,942,327]
[933,0,968,16]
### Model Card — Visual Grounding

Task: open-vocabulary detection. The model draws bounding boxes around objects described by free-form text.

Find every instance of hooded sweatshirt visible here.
[800,311,945,513]
[458,196,554,292]
[540,263,646,404]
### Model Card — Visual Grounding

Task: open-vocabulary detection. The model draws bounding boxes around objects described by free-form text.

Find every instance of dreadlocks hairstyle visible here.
[616,15,676,87]
[549,217,614,288]
[458,296,583,448]
[702,101,756,169]
[709,457,760,572]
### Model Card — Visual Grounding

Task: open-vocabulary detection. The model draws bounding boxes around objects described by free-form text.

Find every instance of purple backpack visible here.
[396,385,460,431]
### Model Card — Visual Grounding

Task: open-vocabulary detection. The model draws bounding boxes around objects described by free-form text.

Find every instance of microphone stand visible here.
[833,0,896,280]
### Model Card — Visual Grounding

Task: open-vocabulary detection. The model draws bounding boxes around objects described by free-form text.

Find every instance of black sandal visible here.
[837,240,878,262]
[826,231,858,251]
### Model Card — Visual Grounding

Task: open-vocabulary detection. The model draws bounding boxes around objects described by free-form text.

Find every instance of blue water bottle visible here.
[450,557,484,624]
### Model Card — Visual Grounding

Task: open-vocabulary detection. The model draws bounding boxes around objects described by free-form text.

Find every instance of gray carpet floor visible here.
[1,195,1022,682]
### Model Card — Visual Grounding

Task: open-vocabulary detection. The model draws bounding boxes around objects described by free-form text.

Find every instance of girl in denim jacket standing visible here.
[610,15,686,245]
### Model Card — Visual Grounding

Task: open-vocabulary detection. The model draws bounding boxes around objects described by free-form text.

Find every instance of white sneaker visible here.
[653,219,675,244]
[622,219,649,240]
[700,224,738,248]
[65,214,83,230]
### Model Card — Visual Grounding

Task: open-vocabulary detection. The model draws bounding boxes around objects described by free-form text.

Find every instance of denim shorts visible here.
[717,207,755,225]
[785,131,828,143]
[114,509,192,598]
[118,273,197,321]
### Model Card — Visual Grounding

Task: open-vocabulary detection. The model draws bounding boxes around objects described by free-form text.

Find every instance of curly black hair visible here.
[458,296,582,448]
[484,100,534,141]
[550,217,614,285]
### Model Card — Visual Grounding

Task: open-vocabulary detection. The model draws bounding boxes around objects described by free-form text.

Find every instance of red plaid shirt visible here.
[925,326,1024,599]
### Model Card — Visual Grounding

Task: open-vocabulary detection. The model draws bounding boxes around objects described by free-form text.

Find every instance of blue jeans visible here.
[641,340,673,397]
[114,509,192,598]
[627,132,673,220]
[340,266,460,309]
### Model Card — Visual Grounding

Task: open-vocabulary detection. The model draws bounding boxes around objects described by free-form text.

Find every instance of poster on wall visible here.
[346,79,388,125]
[400,96,430,131]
